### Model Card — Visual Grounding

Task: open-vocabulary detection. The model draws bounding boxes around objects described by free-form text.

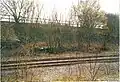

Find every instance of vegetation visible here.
[1,0,118,55]
[0,0,119,81]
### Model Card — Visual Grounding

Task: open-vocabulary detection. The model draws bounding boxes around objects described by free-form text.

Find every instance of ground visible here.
[1,50,119,82]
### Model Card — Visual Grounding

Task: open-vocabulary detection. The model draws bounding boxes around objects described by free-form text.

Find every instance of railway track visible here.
[1,55,119,70]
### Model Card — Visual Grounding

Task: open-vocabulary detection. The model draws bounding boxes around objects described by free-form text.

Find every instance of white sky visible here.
[99,0,119,13]
[36,0,119,20]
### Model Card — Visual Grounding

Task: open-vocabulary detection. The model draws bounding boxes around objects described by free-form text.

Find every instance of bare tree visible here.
[1,0,35,23]
[1,0,43,43]
[1,0,43,81]
[70,0,108,52]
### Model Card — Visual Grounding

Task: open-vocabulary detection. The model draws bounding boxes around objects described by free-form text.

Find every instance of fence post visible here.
[9,15,10,22]
[24,17,25,23]
[68,21,70,27]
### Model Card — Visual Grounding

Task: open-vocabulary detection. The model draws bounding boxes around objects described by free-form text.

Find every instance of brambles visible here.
[1,0,118,81]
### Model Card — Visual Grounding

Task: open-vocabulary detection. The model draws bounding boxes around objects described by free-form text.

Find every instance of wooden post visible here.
[69,21,70,27]
[9,15,10,22]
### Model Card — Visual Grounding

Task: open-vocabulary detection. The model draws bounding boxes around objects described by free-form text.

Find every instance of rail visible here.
[1,55,119,70]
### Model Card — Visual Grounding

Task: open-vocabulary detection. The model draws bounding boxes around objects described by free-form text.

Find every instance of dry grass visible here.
[1,62,119,82]
[2,50,118,62]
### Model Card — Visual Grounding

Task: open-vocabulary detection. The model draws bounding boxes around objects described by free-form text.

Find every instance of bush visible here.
[33,46,66,54]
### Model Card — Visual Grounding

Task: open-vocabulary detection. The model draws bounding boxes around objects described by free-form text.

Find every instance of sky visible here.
[99,0,119,13]
[38,0,119,20]
[1,0,119,21]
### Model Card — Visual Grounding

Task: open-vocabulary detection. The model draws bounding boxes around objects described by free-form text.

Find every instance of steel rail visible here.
[2,57,119,71]
[1,54,118,64]
[2,57,118,67]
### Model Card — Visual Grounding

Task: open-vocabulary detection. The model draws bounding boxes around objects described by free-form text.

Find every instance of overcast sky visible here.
[37,0,119,20]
